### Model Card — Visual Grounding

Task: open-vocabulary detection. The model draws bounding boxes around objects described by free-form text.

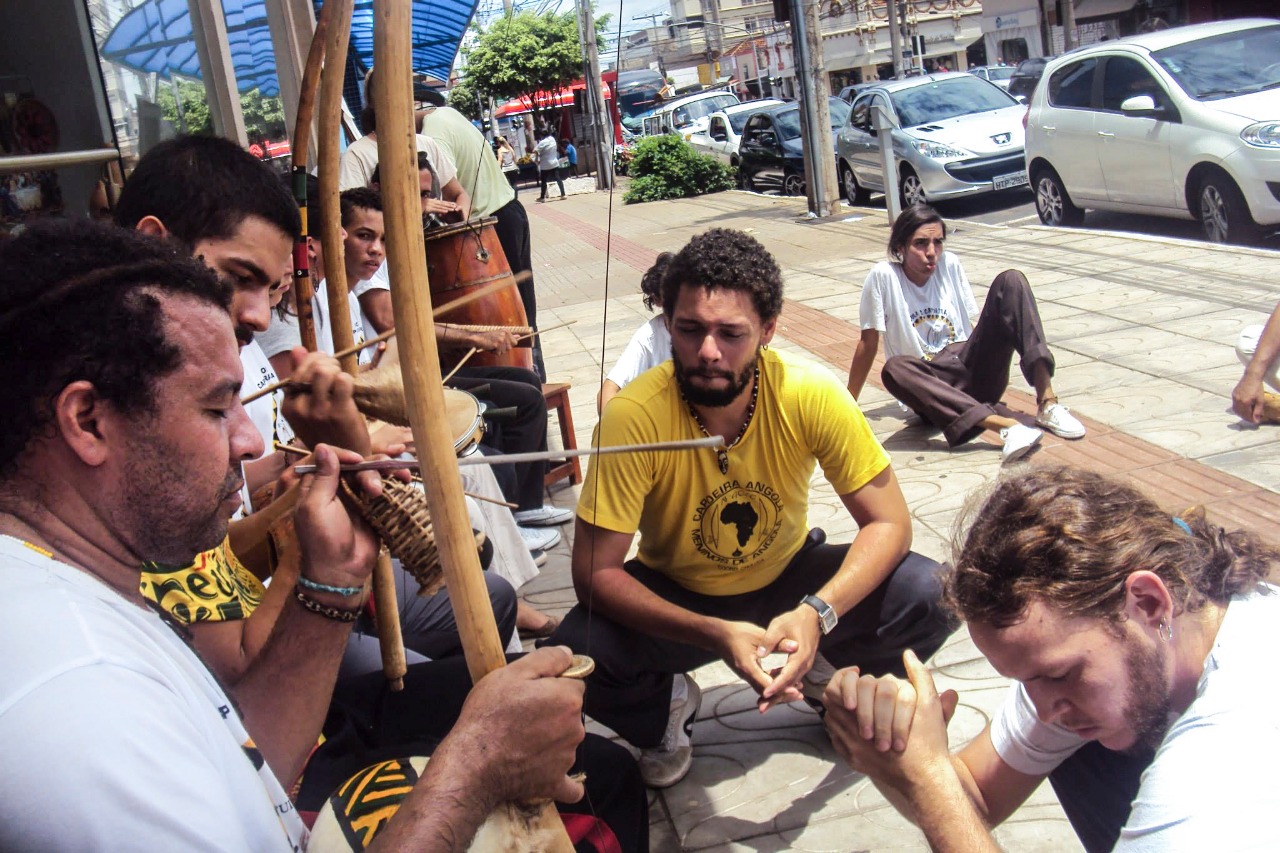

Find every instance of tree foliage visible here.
[155,80,287,142]
[622,134,735,204]
[462,10,608,118]
[447,76,483,122]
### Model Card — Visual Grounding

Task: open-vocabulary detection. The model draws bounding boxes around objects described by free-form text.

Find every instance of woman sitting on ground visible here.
[847,204,1085,463]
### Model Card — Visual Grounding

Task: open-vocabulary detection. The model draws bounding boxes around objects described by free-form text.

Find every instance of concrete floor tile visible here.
[1189,443,1280,493]
[1122,409,1278,460]
[1066,377,1227,427]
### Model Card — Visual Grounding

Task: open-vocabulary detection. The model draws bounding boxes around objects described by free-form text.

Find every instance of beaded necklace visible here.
[681,365,760,476]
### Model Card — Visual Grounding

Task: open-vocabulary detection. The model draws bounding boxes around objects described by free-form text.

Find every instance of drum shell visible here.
[424,218,533,370]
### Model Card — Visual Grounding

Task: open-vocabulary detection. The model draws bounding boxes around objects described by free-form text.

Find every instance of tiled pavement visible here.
[513,187,1280,851]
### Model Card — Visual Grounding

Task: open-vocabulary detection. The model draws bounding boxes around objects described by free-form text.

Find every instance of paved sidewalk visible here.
[515,188,1280,851]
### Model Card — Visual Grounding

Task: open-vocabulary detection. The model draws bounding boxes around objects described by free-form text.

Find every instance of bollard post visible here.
[874,104,901,225]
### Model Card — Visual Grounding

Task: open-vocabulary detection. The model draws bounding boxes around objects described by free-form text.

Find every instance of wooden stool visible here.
[542,383,582,489]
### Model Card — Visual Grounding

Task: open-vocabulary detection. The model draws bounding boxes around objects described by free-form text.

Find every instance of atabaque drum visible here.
[424,217,533,370]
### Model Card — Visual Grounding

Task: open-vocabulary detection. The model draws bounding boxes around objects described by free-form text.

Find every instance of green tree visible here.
[462,10,608,123]
[447,76,483,122]
[622,134,735,204]
[155,79,287,142]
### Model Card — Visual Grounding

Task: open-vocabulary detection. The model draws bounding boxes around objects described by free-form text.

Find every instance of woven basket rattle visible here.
[341,475,447,596]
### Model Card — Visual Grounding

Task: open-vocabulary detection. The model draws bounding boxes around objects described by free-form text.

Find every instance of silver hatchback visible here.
[837,73,1029,208]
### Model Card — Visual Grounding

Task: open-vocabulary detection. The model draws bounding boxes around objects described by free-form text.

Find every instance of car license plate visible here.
[993,171,1028,191]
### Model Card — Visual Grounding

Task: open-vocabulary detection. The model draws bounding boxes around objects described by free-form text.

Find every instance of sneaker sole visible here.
[1037,421,1086,440]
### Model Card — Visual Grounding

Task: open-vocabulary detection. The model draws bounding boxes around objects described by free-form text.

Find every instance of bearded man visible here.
[548,228,954,788]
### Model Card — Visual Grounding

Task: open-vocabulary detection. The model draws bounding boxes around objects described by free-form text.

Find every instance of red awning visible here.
[493,82,612,118]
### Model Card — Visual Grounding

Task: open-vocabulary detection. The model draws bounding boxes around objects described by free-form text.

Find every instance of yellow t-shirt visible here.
[578,348,890,595]
[140,536,265,625]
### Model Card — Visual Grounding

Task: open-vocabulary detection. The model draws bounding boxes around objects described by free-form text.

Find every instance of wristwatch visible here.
[801,594,838,635]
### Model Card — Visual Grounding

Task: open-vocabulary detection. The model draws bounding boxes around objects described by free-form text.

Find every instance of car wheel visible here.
[841,163,870,205]
[1032,167,1084,227]
[1198,173,1259,245]
[899,167,926,208]
[783,172,806,196]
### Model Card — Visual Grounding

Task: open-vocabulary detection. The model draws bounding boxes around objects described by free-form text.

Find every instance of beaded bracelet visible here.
[294,589,361,623]
[296,575,364,598]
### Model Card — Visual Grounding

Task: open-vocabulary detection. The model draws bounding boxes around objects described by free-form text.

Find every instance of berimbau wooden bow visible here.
[371,0,575,847]
[316,0,409,691]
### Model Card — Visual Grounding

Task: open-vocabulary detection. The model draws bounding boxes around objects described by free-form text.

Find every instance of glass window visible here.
[888,76,1018,128]
[1154,24,1280,100]
[1101,56,1165,112]
[728,110,755,134]
[773,108,802,140]
[743,116,769,143]
[828,98,852,129]
[1047,58,1098,109]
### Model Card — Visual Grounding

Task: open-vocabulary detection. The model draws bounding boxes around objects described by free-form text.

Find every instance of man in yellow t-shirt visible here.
[549,229,953,789]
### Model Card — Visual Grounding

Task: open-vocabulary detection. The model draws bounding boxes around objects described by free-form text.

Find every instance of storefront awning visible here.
[492,81,613,119]
[1074,0,1138,20]
[100,0,478,97]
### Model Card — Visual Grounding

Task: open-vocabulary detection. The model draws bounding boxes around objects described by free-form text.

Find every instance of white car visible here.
[1025,18,1280,244]
[687,99,785,167]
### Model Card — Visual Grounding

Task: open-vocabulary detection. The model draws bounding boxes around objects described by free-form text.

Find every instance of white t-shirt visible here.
[535,135,560,171]
[0,536,306,851]
[606,315,671,389]
[990,586,1280,851]
[256,282,371,366]
[240,340,296,455]
[339,133,459,191]
[859,253,978,361]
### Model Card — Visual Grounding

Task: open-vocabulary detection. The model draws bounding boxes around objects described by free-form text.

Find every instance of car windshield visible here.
[987,67,1015,81]
[674,94,739,127]
[728,110,755,134]
[828,98,852,128]
[773,108,802,140]
[889,77,1017,127]
[1153,25,1280,99]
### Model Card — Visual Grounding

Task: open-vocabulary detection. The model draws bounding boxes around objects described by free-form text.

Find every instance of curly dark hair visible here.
[660,229,783,322]
[340,186,383,227]
[640,252,673,312]
[888,204,946,263]
[947,466,1278,629]
[0,219,230,475]
[114,135,301,249]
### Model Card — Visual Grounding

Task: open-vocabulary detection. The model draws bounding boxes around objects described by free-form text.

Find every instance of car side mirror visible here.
[1120,94,1161,116]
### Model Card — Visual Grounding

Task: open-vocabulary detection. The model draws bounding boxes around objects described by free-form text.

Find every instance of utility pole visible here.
[788,0,838,217]
[575,0,613,189]
[898,0,913,76]
[885,0,905,80]
[1061,0,1078,51]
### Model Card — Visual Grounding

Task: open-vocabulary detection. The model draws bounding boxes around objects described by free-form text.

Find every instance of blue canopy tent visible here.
[100,0,478,97]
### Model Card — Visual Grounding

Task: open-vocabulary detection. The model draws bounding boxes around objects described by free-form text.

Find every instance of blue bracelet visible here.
[296,575,365,597]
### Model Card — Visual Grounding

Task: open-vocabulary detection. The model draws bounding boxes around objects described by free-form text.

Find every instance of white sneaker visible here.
[530,549,548,568]
[1000,424,1043,463]
[513,505,574,526]
[1036,402,1086,439]
[518,525,561,552]
[638,675,702,788]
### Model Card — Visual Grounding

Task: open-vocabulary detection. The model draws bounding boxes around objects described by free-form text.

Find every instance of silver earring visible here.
[1159,620,1173,642]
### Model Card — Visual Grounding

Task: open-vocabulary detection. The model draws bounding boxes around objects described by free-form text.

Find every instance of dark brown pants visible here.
[881,269,1054,447]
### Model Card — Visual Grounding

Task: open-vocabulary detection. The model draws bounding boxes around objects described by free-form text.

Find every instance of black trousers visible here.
[302,656,649,852]
[1048,740,1151,853]
[546,531,955,748]
[490,197,544,380]
[881,270,1054,447]
[448,365,546,512]
[539,166,566,199]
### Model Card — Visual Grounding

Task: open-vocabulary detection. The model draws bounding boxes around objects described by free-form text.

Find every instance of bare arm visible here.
[359,289,396,335]
[1234,302,1280,422]
[597,379,622,413]
[367,648,587,852]
[441,177,472,221]
[847,328,880,400]
[571,518,778,696]
[759,466,911,708]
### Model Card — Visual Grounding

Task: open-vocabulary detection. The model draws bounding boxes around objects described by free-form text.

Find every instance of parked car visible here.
[737,98,851,195]
[1025,18,1280,244]
[686,99,785,167]
[623,90,740,139]
[836,73,1029,208]
[837,82,878,103]
[969,65,1015,89]
[1008,56,1052,101]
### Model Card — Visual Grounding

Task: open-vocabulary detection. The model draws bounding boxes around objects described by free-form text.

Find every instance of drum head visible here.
[444,388,483,453]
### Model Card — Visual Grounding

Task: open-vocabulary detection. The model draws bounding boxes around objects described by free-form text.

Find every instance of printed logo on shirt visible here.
[691,480,783,570]
[910,308,959,357]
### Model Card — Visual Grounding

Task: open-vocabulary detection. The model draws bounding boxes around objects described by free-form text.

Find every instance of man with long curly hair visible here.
[823,466,1280,852]
[549,228,954,788]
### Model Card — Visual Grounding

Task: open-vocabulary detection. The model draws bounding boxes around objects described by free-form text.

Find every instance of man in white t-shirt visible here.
[822,466,1280,853]
[0,219,595,849]
[848,205,1084,463]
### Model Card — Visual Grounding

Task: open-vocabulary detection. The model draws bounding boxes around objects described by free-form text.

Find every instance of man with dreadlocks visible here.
[823,465,1280,853]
